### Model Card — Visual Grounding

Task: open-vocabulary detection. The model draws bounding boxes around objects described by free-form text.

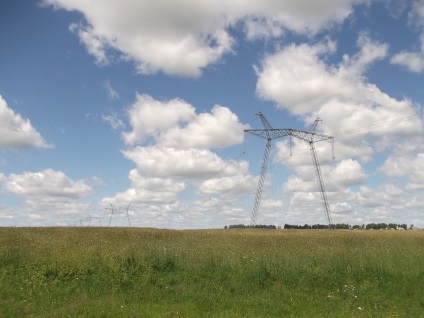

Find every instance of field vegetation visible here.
[1,227,423,317]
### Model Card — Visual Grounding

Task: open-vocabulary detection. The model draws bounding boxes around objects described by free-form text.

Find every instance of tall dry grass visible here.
[1,227,423,317]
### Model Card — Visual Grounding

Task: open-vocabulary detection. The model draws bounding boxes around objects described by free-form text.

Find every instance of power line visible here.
[331,113,420,137]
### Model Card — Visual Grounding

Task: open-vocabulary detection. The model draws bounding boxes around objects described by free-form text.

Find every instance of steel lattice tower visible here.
[244,113,334,226]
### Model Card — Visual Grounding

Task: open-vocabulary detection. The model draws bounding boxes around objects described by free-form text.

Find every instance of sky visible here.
[0,0,423,229]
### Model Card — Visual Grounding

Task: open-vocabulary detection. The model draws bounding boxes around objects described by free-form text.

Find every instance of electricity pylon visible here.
[105,203,132,227]
[244,112,334,226]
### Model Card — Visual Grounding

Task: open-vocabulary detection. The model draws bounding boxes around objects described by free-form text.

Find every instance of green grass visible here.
[1,228,423,317]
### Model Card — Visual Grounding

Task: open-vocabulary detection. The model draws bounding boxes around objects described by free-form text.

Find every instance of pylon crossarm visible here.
[244,128,292,140]
[244,129,271,140]
[245,128,333,143]
[289,130,334,144]
[268,129,293,139]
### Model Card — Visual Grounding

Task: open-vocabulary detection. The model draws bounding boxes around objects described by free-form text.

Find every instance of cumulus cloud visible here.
[42,0,367,76]
[122,94,195,145]
[4,169,92,198]
[0,95,52,149]
[255,35,423,152]
[102,169,185,205]
[0,169,93,224]
[283,158,367,193]
[356,184,402,208]
[70,23,111,65]
[44,0,234,76]
[199,174,256,195]
[391,50,424,73]
[379,153,424,190]
[255,35,388,113]
[331,159,368,186]
[158,105,249,149]
[244,17,285,40]
[103,93,253,211]
[391,1,424,73]
[122,93,248,149]
[123,146,247,179]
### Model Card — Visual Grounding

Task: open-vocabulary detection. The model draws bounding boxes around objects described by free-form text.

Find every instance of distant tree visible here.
[279,222,411,230]
[335,223,349,229]
[226,224,277,229]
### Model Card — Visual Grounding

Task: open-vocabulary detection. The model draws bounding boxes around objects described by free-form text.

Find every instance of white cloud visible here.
[122,93,247,149]
[102,169,185,205]
[331,159,368,187]
[255,35,423,154]
[0,95,52,149]
[122,93,195,145]
[43,0,368,76]
[103,79,119,99]
[391,51,424,73]
[25,200,91,216]
[158,105,249,149]
[4,169,92,198]
[382,0,409,18]
[331,202,353,214]
[122,146,247,179]
[1,169,93,222]
[102,113,125,130]
[284,175,317,193]
[356,184,402,207]
[390,2,424,73]
[379,156,410,178]
[282,182,421,226]
[255,35,388,115]
[102,93,253,222]
[92,176,106,186]
[244,17,285,40]
[199,174,256,195]
[45,0,235,77]
[275,139,367,188]
[281,157,367,192]
[70,23,111,65]
[0,205,15,220]
[379,153,424,190]
[246,0,365,34]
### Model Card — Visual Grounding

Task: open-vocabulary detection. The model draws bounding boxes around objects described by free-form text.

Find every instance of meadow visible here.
[1,227,423,317]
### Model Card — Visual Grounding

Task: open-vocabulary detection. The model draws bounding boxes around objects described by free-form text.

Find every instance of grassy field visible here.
[1,227,423,317]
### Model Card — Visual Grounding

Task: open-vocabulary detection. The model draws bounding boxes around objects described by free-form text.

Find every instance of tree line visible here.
[225,224,278,229]
[225,223,411,230]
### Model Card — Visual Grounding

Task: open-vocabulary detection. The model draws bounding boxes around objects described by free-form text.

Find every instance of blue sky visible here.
[1,0,423,228]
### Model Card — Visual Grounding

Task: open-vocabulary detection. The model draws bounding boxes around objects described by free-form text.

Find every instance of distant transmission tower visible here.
[105,203,132,227]
[244,112,334,226]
